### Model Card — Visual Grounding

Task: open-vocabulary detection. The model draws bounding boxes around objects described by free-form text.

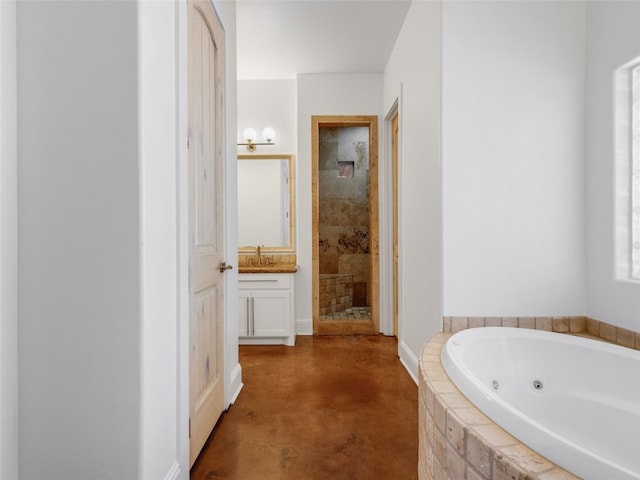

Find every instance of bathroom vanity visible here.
[238,271,296,346]
[237,153,297,345]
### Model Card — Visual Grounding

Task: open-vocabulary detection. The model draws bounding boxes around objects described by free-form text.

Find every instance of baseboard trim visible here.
[399,339,419,385]
[296,318,313,335]
[228,362,243,405]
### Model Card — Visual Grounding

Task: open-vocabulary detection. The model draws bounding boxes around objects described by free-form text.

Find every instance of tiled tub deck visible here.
[420,317,640,479]
[419,333,580,480]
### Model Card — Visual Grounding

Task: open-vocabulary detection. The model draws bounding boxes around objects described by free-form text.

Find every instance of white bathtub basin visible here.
[441,327,640,480]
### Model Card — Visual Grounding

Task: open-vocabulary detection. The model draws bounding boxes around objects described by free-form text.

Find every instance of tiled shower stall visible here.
[318,126,371,319]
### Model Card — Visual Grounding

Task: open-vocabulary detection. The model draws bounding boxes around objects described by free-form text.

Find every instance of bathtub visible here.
[441,327,640,480]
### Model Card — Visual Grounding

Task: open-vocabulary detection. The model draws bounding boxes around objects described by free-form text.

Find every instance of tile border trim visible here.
[442,316,640,350]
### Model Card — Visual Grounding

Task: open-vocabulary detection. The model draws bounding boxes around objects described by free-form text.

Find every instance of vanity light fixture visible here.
[238,127,276,151]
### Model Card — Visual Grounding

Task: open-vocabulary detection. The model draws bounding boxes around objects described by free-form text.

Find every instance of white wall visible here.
[17,1,239,478]
[442,1,586,317]
[0,1,18,478]
[237,79,297,154]
[17,2,141,478]
[383,0,443,380]
[297,73,383,334]
[137,1,181,478]
[237,79,296,250]
[585,1,640,331]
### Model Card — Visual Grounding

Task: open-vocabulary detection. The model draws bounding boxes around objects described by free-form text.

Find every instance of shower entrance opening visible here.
[311,116,379,335]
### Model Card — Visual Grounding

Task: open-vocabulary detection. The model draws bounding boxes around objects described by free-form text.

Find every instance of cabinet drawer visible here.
[238,273,291,290]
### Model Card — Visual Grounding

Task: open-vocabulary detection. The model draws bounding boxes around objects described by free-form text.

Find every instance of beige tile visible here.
[431,381,459,395]
[418,400,433,479]
[466,465,489,480]
[423,353,441,363]
[423,359,446,375]
[443,317,451,332]
[455,407,492,427]
[474,424,518,448]
[446,443,466,480]
[536,467,581,479]
[599,321,617,342]
[419,367,429,396]
[423,343,442,356]
[337,253,369,283]
[432,456,446,480]
[552,317,569,333]
[616,327,635,348]
[535,317,552,331]
[569,316,586,333]
[586,317,600,336]
[433,395,447,434]
[429,333,449,345]
[500,444,554,474]
[424,442,435,478]
[419,426,433,479]
[425,385,435,416]
[518,317,535,329]
[439,391,474,410]
[466,428,493,478]
[451,317,468,333]
[425,367,450,382]
[419,401,427,438]
[425,418,435,452]
[493,452,528,480]
[433,427,447,467]
[418,456,431,480]
[485,317,501,327]
[445,410,465,455]
[468,317,485,328]
[502,317,518,328]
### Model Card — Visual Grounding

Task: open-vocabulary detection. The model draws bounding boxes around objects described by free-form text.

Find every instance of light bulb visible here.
[262,127,276,143]
[242,128,257,142]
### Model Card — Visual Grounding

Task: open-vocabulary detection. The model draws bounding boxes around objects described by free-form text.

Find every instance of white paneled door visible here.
[188,0,226,467]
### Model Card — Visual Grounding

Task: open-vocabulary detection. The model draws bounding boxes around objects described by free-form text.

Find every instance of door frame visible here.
[311,115,379,335]
[379,100,401,337]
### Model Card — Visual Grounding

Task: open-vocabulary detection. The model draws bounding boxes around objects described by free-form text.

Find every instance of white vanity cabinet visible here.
[238,273,295,346]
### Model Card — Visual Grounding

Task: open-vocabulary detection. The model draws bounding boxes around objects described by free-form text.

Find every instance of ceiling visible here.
[236,0,412,80]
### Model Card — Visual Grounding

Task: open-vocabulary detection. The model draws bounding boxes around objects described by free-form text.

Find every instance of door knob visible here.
[219,262,233,273]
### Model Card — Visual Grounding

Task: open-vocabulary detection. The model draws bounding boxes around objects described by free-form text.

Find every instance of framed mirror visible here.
[238,153,296,254]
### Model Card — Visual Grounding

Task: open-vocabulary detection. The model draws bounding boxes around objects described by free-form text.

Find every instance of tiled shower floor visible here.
[320,306,371,320]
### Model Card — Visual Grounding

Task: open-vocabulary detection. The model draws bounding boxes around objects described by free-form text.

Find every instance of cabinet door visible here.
[238,291,251,336]
[252,290,290,337]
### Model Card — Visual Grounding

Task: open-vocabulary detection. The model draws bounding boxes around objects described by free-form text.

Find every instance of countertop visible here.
[238,264,298,274]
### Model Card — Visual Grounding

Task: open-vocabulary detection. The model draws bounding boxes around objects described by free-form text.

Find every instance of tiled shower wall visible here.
[319,274,354,315]
[318,126,370,307]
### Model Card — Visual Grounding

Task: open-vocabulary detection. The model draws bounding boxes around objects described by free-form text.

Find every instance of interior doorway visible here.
[311,116,379,335]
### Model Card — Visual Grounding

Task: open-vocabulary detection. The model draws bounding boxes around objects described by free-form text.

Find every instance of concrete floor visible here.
[190,334,418,480]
